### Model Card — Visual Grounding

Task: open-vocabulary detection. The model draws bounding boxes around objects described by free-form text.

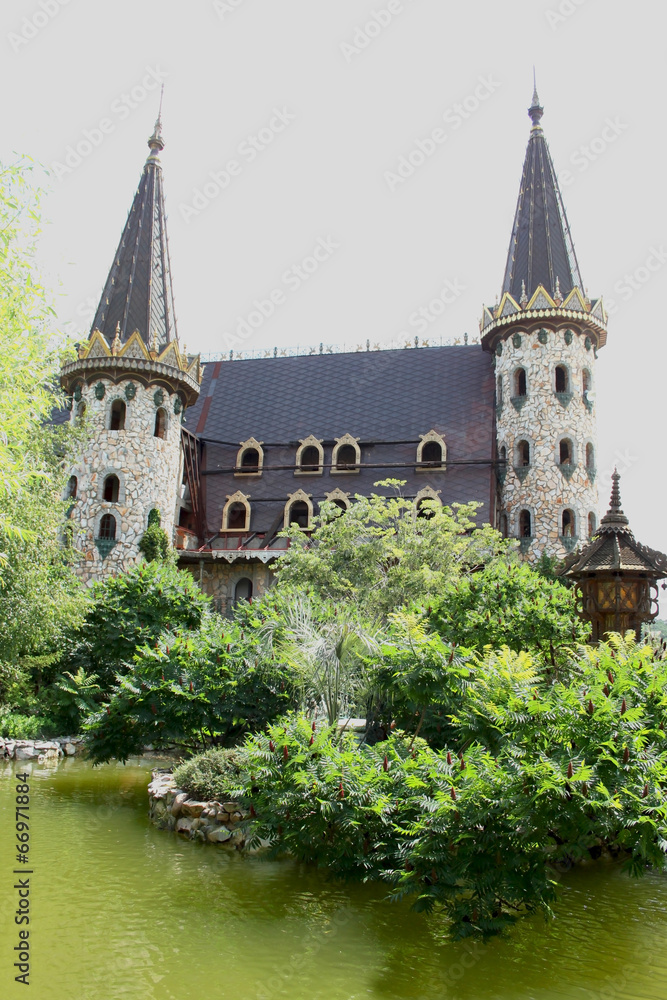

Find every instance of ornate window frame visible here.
[221,491,251,532]
[414,486,442,517]
[283,489,314,529]
[416,430,447,472]
[331,434,361,474]
[324,488,351,512]
[295,435,324,476]
[235,437,264,477]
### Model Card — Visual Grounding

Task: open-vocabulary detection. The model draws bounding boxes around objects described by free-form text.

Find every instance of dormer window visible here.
[295,436,324,475]
[284,490,313,529]
[331,435,361,474]
[235,438,264,476]
[416,431,447,472]
[222,491,251,532]
[324,489,351,514]
[414,486,442,519]
[109,399,126,431]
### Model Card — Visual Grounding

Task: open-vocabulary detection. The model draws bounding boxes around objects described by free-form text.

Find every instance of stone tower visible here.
[60,117,202,584]
[480,87,608,561]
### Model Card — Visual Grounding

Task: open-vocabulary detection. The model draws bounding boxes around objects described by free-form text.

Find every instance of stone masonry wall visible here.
[181,560,274,614]
[495,323,599,560]
[68,377,183,585]
[148,769,257,849]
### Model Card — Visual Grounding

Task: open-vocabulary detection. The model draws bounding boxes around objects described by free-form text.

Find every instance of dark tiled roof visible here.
[502,92,583,302]
[90,120,177,350]
[183,345,496,535]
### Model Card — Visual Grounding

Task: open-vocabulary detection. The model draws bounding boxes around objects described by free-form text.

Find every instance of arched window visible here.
[422,442,443,466]
[517,440,530,466]
[241,448,259,472]
[496,375,503,405]
[324,489,350,515]
[75,401,86,425]
[499,445,507,463]
[561,509,576,537]
[99,513,117,540]
[103,474,120,503]
[295,436,324,475]
[221,492,251,532]
[287,501,309,528]
[236,438,264,475]
[284,490,313,529]
[559,439,573,465]
[519,510,532,538]
[234,578,253,604]
[227,503,248,530]
[500,513,508,538]
[414,487,441,519]
[588,512,597,538]
[332,435,361,474]
[416,431,446,471]
[514,368,527,397]
[109,399,126,431]
[67,475,78,499]
[154,408,167,439]
[582,369,591,394]
[586,443,595,470]
[336,445,357,470]
[300,446,321,472]
[555,365,569,393]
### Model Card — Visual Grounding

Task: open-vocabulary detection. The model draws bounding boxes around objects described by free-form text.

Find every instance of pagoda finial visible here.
[597,469,631,533]
[528,70,544,129]
[609,469,622,513]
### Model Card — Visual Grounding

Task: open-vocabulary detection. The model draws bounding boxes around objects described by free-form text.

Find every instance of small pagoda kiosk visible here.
[565,472,667,641]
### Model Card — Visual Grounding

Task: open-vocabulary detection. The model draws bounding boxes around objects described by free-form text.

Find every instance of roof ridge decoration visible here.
[501,87,584,306]
[89,114,178,351]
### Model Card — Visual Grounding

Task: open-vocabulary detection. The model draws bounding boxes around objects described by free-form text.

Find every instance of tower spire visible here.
[90,108,177,350]
[501,84,583,303]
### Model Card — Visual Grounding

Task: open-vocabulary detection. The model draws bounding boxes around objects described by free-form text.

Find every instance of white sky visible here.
[2,0,666,597]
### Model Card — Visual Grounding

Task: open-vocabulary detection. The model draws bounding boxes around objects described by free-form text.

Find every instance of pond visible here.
[1,756,666,1000]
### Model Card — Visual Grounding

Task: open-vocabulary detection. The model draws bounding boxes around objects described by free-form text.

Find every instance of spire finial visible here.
[147,86,165,158]
[528,71,544,129]
[609,469,622,512]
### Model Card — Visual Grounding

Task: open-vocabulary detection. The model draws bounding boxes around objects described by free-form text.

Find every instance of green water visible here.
[1,757,667,1000]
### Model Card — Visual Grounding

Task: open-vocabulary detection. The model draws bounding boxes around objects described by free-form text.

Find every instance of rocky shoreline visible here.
[148,769,257,850]
[1,736,84,761]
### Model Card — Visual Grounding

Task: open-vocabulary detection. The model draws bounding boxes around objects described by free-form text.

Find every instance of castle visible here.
[59,87,608,611]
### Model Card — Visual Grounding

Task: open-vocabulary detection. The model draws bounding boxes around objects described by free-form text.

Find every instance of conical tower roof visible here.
[501,85,584,303]
[90,116,177,350]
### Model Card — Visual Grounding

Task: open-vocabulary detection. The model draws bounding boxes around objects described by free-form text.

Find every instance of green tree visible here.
[274,482,508,622]
[68,561,210,689]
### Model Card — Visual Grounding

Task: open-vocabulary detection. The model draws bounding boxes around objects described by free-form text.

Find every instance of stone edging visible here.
[1,737,83,761]
[148,769,256,849]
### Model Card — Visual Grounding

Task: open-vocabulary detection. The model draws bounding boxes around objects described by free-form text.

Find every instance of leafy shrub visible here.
[174,747,242,801]
[187,634,667,939]
[138,509,172,563]
[67,561,209,688]
[0,711,58,739]
[83,605,300,764]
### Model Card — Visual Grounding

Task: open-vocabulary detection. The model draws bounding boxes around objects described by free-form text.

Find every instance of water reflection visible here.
[1,758,666,1000]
